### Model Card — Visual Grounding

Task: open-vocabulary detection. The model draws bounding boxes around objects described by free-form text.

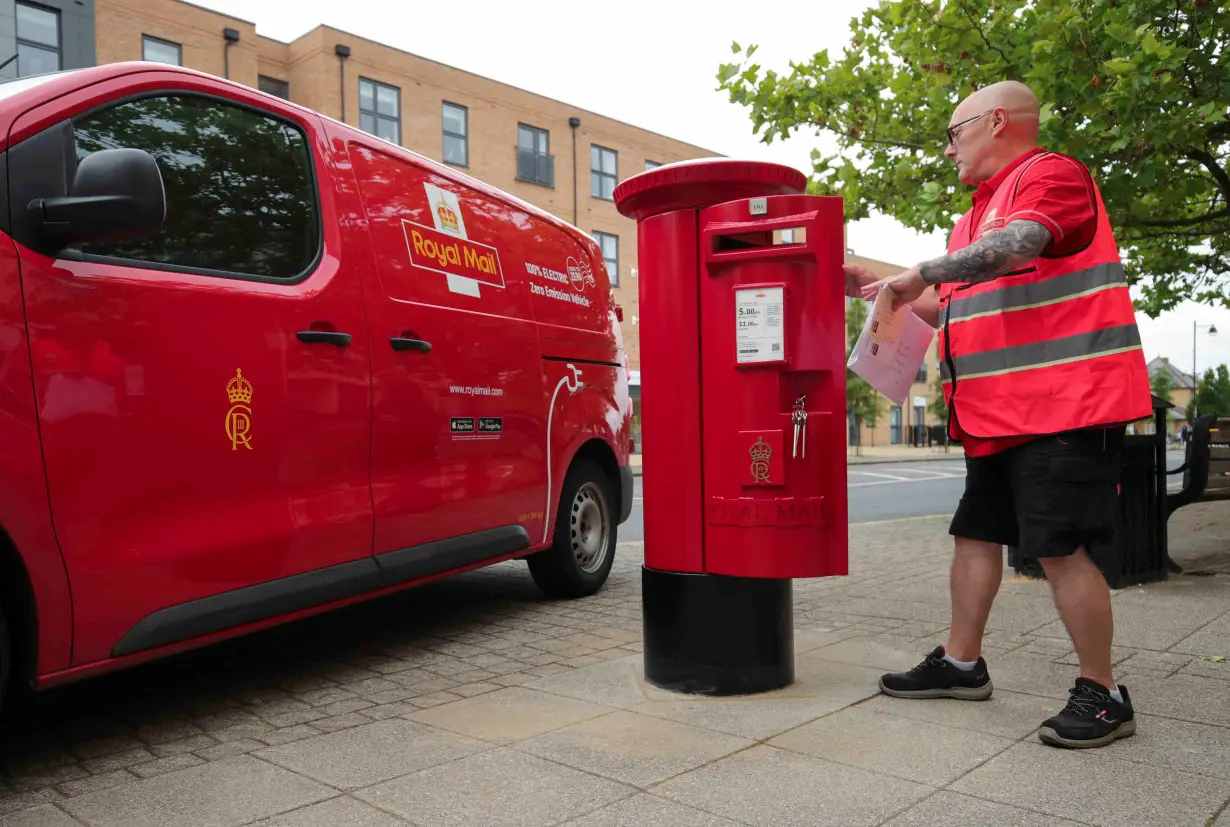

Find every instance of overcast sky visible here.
[195,0,1230,383]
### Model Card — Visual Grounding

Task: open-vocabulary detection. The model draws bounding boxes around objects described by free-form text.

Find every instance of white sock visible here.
[1108,687,1124,703]
[942,651,978,671]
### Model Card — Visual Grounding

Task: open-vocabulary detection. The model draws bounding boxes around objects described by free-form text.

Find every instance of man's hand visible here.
[859,265,928,310]
[842,262,880,299]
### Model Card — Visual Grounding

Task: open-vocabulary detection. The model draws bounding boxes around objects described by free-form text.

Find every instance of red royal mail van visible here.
[0,62,634,715]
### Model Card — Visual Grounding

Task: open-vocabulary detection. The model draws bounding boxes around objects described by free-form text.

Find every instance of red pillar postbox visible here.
[615,159,849,696]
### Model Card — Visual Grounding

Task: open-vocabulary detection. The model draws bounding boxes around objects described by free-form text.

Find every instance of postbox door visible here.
[697,194,849,578]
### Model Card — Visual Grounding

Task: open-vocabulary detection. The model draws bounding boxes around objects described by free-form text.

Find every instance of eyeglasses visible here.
[946,111,991,146]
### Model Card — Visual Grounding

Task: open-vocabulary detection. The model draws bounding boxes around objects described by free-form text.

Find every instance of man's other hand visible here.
[860,266,928,310]
[842,262,880,299]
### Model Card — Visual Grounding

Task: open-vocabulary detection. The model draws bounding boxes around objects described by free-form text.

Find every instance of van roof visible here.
[0,62,605,255]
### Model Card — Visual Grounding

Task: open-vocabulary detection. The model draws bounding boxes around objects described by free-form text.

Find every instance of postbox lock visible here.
[749,197,768,216]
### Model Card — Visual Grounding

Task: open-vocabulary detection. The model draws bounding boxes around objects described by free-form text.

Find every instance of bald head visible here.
[945,80,1042,185]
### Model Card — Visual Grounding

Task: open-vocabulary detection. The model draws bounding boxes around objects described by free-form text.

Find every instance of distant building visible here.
[1147,356,1196,435]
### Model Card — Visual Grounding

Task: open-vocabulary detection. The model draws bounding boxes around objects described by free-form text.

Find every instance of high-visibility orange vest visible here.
[937,151,1154,442]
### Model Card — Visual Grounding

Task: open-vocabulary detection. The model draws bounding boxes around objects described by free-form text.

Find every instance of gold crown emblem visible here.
[749,436,772,463]
[226,368,253,405]
[437,203,459,231]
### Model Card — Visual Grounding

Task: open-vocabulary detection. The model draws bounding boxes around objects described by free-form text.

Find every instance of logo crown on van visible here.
[226,369,253,405]
[437,203,460,232]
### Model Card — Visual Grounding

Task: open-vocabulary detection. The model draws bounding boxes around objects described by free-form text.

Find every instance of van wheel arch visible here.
[0,529,38,713]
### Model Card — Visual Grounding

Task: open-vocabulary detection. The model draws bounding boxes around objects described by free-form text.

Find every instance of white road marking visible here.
[852,471,914,481]
[849,474,963,488]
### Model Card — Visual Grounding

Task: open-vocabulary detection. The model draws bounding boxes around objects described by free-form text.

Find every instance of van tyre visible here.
[528,460,616,598]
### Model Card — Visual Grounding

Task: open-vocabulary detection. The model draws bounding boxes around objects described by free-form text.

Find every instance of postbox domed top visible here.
[613,158,808,221]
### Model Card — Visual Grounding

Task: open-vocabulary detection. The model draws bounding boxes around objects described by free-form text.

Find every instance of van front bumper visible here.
[618,465,634,525]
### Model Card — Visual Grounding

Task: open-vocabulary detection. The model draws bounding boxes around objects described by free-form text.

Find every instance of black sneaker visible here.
[878,645,993,700]
[1038,678,1136,749]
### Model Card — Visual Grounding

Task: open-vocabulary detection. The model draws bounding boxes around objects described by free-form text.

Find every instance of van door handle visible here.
[297,330,352,346]
[390,337,432,353]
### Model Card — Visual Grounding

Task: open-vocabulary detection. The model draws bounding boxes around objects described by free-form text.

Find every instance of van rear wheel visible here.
[528,459,616,598]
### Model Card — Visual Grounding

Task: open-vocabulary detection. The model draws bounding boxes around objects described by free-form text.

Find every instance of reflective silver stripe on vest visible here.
[947,262,1127,323]
[939,323,1142,382]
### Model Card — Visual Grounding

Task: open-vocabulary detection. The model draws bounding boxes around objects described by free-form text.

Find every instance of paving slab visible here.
[1102,714,1230,780]
[629,695,846,741]
[256,719,486,791]
[1032,593,1221,651]
[0,804,81,826]
[1117,671,1230,728]
[406,686,612,744]
[516,710,752,788]
[653,744,933,827]
[858,688,1060,740]
[979,652,1084,700]
[1170,613,1230,660]
[803,637,927,672]
[880,791,1089,827]
[355,748,631,827]
[523,656,648,708]
[559,792,742,826]
[249,796,406,826]
[768,707,1014,787]
[951,742,1230,827]
[59,755,334,827]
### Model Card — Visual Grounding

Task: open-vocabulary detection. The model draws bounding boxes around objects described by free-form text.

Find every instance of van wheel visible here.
[528,460,616,598]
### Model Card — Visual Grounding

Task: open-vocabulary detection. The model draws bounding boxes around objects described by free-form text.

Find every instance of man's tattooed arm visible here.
[918,219,1052,285]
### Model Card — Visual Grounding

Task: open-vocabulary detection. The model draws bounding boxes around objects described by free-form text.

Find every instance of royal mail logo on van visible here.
[403,220,506,289]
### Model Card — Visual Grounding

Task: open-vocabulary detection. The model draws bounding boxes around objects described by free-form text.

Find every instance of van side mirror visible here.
[26,148,166,246]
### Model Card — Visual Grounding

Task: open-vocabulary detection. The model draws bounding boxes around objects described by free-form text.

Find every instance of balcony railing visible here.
[515,146,554,187]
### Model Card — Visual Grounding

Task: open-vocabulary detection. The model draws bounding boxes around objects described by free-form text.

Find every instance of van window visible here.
[71,94,321,280]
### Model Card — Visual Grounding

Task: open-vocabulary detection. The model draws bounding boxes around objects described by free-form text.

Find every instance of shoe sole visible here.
[878,678,993,700]
[1037,719,1136,749]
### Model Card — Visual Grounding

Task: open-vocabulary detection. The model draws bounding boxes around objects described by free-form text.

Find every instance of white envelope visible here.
[847,290,935,407]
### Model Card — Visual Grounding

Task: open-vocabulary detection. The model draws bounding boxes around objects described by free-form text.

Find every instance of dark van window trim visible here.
[62,88,326,286]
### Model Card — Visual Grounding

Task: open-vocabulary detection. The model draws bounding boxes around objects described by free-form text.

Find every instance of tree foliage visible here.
[1191,364,1230,419]
[717,0,1229,317]
[928,372,949,423]
[1149,365,1175,403]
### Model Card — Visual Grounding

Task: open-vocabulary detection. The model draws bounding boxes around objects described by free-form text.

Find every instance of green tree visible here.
[928,372,948,424]
[1149,367,1175,403]
[717,0,1229,317]
[846,299,884,452]
[1191,364,1230,420]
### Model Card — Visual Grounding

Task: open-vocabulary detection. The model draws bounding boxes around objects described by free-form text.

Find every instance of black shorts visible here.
[949,427,1124,558]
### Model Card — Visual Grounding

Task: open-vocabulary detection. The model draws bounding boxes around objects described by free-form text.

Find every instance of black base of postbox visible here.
[641,565,793,696]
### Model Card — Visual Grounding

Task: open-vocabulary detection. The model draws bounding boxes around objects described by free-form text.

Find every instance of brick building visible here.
[0,0,927,450]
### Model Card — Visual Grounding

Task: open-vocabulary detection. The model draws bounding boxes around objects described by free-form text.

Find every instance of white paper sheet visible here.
[847,290,935,407]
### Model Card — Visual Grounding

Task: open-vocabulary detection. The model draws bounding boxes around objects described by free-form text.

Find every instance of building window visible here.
[142,35,182,66]
[359,78,400,144]
[16,2,61,77]
[645,160,661,170]
[72,94,320,280]
[516,124,553,187]
[258,75,290,100]
[915,363,927,383]
[442,102,468,166]
[591,145,617,201]
[592,231,618,287]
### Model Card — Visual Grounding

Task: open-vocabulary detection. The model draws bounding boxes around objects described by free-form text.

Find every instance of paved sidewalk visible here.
[1,509,1227,826]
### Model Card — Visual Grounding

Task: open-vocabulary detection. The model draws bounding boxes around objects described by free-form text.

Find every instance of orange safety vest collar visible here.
[936,151,1154,441]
